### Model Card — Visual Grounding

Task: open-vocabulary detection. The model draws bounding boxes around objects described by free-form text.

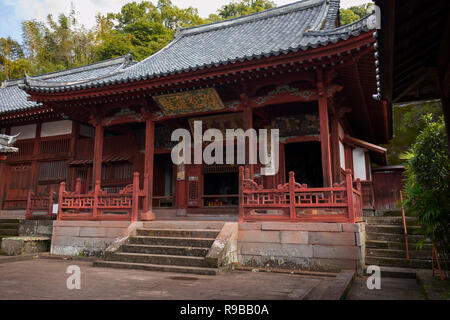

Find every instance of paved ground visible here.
[0,258,334,300]
[346,276,426,300]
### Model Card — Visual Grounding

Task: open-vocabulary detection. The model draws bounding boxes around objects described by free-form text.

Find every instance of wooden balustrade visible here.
[26,187,56,220]
[239,167,363,223]
[8,140,34,158]
[57,172,143,221]
[40,137,71,154]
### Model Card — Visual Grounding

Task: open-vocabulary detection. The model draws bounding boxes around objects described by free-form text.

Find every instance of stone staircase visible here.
[365,214,433,269]
[94,221,224,275]
[0,219,20,254]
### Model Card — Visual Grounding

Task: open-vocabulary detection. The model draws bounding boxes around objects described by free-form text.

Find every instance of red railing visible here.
[57,172,144,221]
[7,140,34,158]
[26,187,56,220]
[40,137,71,154]
[239,167,362,223]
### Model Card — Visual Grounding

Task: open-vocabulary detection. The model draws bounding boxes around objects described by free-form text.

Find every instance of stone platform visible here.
[1,236,50,255]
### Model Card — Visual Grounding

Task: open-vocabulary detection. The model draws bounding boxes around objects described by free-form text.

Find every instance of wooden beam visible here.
[344,135,387,154]
[142,118,155,218]
[92,124,104,187]
[317,70,333,187]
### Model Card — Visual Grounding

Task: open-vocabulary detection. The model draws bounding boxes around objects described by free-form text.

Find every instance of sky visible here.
[0,0,370,42]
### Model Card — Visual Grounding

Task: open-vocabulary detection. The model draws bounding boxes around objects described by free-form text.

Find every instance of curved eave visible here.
[24,35,377,104]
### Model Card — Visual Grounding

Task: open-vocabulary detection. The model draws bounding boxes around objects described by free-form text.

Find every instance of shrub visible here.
[401,115,449,263]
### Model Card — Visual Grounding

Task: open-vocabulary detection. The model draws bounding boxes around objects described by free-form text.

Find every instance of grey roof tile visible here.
[0,55,132,115]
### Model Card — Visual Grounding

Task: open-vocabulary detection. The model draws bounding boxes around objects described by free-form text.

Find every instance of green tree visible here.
[401,115,449,261]
[218,0,276,19]
[96,0,206,61]
[340,3,374,25]
[0,37,28,81]
[384,102,442,165]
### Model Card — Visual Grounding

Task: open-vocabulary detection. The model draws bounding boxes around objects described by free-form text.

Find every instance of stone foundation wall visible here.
[51,221,131,256]
[19,220,53,237]
[0,210,26,219]
[237,222,366,273]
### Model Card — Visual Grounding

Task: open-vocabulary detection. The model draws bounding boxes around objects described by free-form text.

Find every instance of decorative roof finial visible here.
[175,25,181,38]
[125,49,133,63]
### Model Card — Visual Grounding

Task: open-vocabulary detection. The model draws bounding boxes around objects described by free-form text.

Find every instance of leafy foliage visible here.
[384,102,442,165]
[0,0,278,80]
[401,115,449,259]
[217,0,276,19]
[340,3,374,26]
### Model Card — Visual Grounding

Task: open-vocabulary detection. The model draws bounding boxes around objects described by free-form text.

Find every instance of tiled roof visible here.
[0,55,133,115]
[26,0,373,93]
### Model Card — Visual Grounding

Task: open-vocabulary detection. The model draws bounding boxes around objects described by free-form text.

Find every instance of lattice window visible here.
[102,163,133,183]
[39,161,67,182]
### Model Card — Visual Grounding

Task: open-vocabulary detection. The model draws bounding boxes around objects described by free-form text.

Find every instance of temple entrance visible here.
[202,166,239,207]
[284,142,323,188]
[153,153,174,207]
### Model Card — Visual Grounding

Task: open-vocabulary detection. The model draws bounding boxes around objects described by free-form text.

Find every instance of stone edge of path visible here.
[0,253,97,264]
[323,270,355,300]
[235,265,355,300]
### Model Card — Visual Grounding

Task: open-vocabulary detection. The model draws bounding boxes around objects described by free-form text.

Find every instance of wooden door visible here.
[186,164,202,207]
[4,164,32,209]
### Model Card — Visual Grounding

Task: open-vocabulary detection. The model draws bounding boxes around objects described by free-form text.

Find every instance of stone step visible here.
[364,266,417,279]
[106,252,212,267]
[380,210,403,217]
[142,221,224,230]
[121,244,209,257]
[366,232,427,243]
[366,240,432,251]
[129,236,215,248]
[0,229,19,236]
[365,217,419,226]
[366,225,422,235]
[0,219,20,224]
[366,248,432,260]
[94,260,218,275]
[136,228,220,239]
[0,223,20,230]
[366,256,433,269]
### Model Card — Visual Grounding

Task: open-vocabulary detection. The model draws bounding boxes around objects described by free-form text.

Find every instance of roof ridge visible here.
[305,13,374,36]
[27,55,131,82]
[179,0,327,36]
[23,54,135,88]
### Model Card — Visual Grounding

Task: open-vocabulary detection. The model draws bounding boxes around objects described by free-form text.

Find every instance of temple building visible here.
[0,0,395,273]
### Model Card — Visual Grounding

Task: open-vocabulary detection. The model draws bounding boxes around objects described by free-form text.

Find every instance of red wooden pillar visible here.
[346,169,355,223]
[288,171,296,220]
[30,123,42,194]
[142,118,155,220]
[243,102,254,179]
[330,115,341,184]
[92,124,104,188]
[318,83,333,187]
[238,166,244,222]
[0,159,7,210]
[57,182,65,220]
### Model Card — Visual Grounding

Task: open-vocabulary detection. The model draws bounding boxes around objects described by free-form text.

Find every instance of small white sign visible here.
[52,204,59,214]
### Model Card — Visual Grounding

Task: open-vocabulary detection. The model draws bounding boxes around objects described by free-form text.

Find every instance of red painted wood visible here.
[92,124,104,186]
[239,166,362,223]
[57,172,143,221]
[318,91,333,187]
[143,118,155,213]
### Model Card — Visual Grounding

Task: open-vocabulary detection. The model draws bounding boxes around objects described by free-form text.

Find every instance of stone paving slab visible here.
[0,259,338,300]
[346,276,426,300]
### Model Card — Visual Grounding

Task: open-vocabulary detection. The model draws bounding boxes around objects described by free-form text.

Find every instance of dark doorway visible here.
[284,142,323,187]
[153,153,174,207]
[203,172,238,206]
